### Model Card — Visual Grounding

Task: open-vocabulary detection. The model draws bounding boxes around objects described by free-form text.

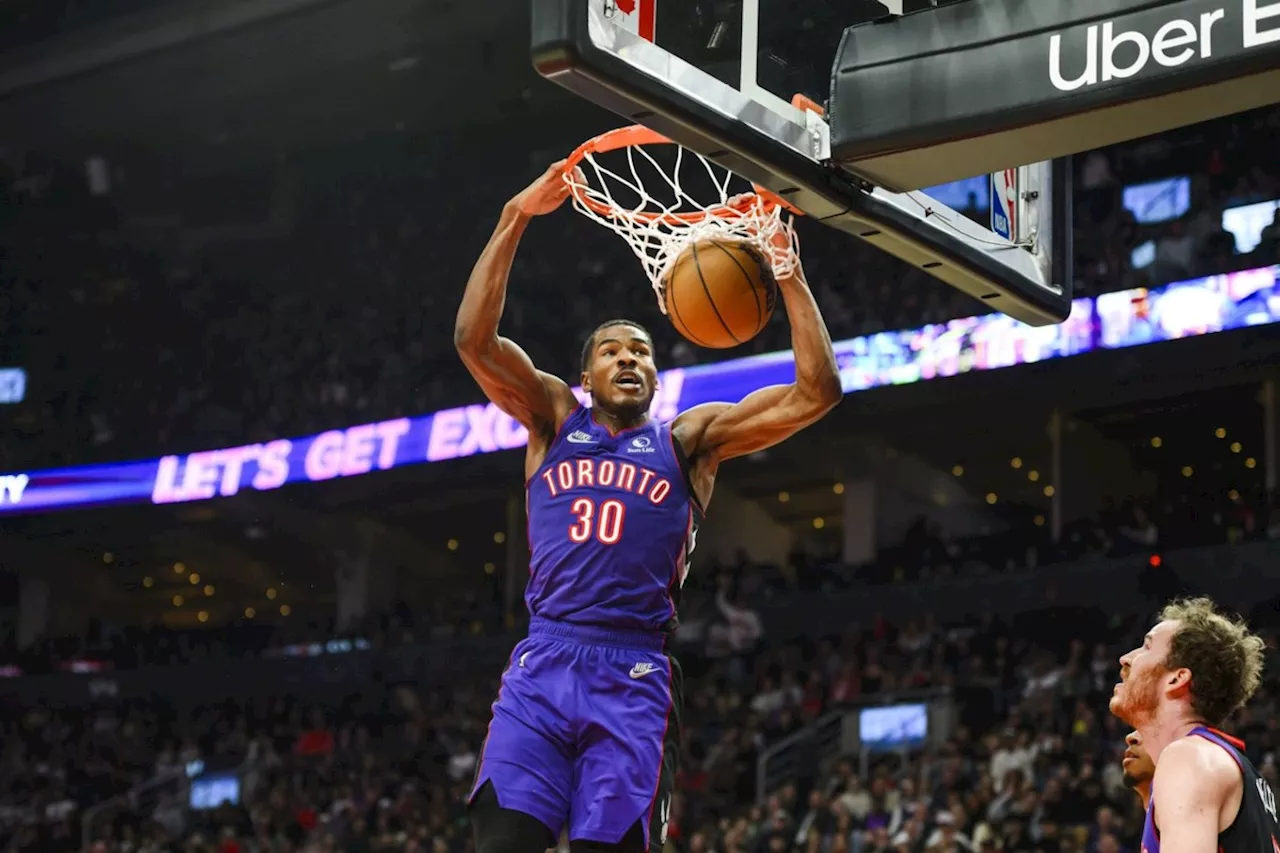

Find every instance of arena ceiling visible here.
[0,0,596,169]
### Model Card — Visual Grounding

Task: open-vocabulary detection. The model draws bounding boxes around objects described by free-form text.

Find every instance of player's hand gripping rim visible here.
[513,160,587,217]
[726,192,802,285]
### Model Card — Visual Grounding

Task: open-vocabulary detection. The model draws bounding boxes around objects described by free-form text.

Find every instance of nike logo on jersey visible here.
[518,652,530,668]
[629,662,659,679]
[566,431,596,444]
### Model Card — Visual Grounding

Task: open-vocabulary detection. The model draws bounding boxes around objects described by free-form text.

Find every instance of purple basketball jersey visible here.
[1141,726,1279,853]
[526,406,701,631]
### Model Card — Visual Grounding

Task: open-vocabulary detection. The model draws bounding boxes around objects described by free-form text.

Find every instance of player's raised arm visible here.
[454,162,579,434]
[1150,738,1237,853]
[675,226,842,464]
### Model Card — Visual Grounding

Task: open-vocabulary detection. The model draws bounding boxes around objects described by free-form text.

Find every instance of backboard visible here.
[533,0,1280,327]
[531,0,1074,325]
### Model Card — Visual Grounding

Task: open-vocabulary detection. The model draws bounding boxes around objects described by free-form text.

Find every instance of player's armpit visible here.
[455,336,577,434]
[676,232,841,464]
[676,379,840,464]
[1151,739,1237,853]
[676,245,841,463]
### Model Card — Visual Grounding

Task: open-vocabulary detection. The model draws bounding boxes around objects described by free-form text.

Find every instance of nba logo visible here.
[602,0,656,42]
[990,168,1018,242]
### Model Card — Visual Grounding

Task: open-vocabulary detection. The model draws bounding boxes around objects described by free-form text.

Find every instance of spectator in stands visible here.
[3,599,1274,853]
[1115,507,1158,553]
[710,576,764,659]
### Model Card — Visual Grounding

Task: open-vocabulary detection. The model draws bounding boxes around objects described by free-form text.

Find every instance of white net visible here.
[565,132,800,314]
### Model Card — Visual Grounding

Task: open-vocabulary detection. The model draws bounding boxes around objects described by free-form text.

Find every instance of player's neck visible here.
[1141,704,1206,763]
[591,407,649,434]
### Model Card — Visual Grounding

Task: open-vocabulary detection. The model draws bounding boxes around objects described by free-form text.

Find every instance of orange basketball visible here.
[662,239,777,349]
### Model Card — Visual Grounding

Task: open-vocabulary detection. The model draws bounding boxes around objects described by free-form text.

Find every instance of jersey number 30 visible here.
[569,498,626,545]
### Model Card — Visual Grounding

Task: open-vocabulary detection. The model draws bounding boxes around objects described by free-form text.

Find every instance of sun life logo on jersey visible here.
[628,436,656,454]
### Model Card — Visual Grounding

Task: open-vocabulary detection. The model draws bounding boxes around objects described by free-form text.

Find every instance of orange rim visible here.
[563,125,804,224]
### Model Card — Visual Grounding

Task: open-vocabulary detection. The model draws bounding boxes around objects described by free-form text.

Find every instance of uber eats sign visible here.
[1048,0,1279,90]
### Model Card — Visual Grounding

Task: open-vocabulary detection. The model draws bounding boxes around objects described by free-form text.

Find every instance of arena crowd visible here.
[4,483,1278,680]
[3,594,1277,853]
[2,107,1279,471]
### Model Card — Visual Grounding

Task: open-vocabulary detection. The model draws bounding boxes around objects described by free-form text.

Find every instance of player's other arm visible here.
[454,162,579,434]
[676,227,842,463]
[1150,739,1237,853]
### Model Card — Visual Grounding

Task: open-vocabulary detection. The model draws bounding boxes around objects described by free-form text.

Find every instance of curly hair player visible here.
[454,161,841,853]
[1110,597,1275,853]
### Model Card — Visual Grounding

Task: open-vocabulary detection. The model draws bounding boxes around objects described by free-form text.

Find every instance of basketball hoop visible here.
[562,125,802,313]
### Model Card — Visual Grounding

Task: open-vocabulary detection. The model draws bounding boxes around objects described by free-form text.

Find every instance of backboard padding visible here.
[830,0,1280,191]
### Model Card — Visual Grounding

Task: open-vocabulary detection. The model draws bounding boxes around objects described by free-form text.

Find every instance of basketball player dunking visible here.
[1109,598,1274,853]
[454,162,841,853]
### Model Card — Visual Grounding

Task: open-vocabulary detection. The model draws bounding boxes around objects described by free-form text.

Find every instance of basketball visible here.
[662,239,777,349]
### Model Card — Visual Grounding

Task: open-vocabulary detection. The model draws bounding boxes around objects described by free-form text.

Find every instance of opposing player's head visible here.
[580,319,658,416]
[1110,597,1266,727]
[1121,730,1154,792]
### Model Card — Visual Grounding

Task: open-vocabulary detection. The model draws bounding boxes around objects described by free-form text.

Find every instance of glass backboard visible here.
[532,0,1074,325]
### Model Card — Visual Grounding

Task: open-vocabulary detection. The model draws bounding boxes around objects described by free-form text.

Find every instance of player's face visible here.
[1121,730,1154,789]
[582,324,659,414]
[1110,620,1179,725]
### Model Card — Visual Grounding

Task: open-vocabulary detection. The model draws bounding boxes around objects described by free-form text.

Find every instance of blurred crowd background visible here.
[3,105,1279,471]
[6,590,1280,853]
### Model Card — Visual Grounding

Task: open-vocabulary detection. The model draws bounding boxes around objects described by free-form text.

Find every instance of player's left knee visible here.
[570,821,653,853]
[471,783,556,853]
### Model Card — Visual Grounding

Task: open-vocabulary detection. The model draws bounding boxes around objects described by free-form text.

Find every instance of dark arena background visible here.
[1,0,1280,851]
